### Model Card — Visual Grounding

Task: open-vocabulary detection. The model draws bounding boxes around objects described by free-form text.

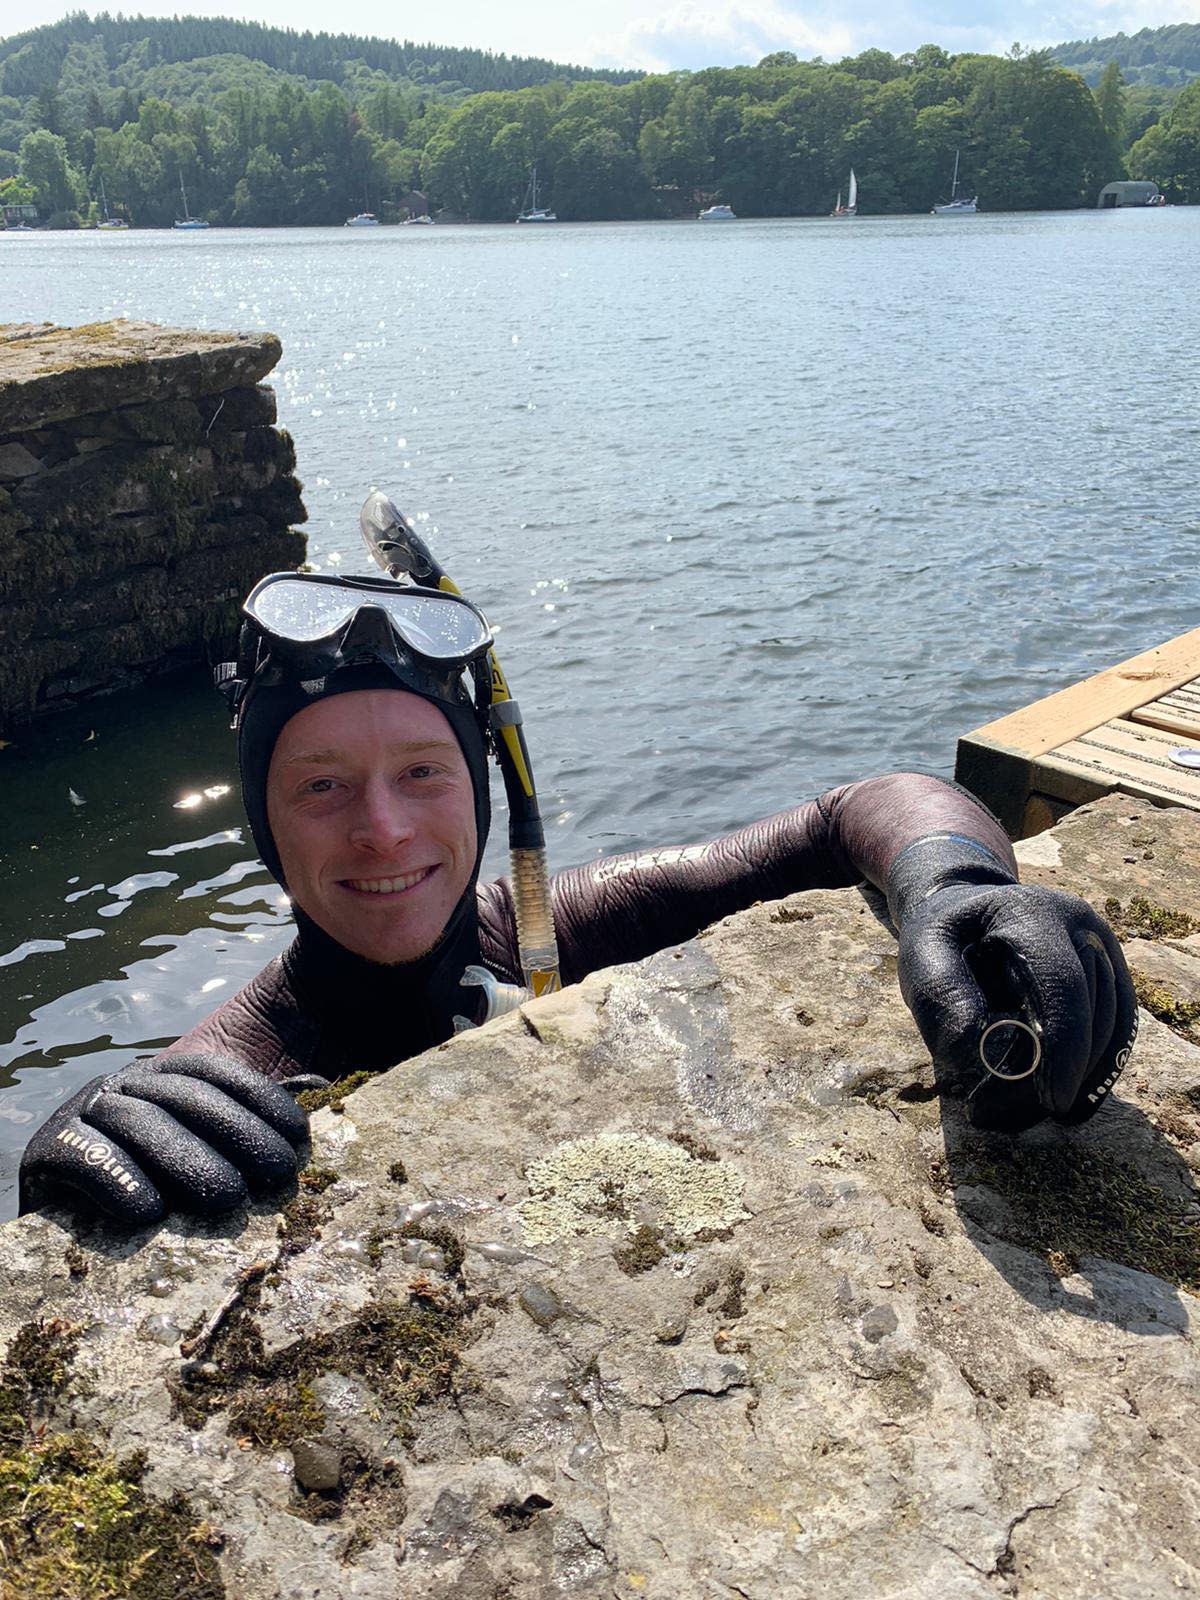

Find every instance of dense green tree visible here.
[0,173,37,201]
[1094,61,1127,143]
[1128,79,1200,199]
[18,127,84,212]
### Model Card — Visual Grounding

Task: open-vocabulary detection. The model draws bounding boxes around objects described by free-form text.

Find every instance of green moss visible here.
[965,1144,1200,1289]
[366,1218,466,1275]
[667,1131,718,1162]
[2,1319,81,1413]
[172,1284,477,1450]
[716,1265,748,1320]
[398,1221,465,1277]
[1130,969,1200,1044]
[296,1071,373,1114]
[228,1379,325,1449]
[1104,895,1200,942]
[277,1191,331,1257]
[613,1224,668,1276]
[298,1165,338,1194]
[0,1320,225,1600]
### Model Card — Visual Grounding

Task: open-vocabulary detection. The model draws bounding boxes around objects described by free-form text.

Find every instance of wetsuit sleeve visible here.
[157,955,321,1083]
[477,773,1015,986]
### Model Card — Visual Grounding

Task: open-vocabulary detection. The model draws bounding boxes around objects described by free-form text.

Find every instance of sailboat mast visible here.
[950,149,960,201]
[179,172,189,219]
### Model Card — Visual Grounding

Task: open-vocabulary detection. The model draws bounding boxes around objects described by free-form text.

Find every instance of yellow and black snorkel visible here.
[359,492,561,1015]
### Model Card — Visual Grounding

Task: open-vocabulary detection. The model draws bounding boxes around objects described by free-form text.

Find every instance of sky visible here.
[9,0,1200,73]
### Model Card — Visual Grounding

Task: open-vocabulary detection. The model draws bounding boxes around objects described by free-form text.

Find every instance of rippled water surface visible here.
[1,211,1196,1211]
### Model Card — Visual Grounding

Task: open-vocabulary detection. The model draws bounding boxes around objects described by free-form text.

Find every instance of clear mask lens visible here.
[246,577,491,661]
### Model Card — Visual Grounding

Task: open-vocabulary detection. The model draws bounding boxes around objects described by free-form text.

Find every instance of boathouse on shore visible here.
[1097,180,1161,207]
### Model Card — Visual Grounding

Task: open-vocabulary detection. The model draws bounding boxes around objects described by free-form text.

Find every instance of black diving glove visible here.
[886,834,1138,1133]
[17,1054,330,1226]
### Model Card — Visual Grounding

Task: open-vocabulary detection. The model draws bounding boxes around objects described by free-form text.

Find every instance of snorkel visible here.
[359,491,562,1013]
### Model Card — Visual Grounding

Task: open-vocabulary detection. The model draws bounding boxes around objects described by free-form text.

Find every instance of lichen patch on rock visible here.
[517,1130,748,1246]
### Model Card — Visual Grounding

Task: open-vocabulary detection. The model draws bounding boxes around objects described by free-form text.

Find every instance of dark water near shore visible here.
[1,210,1197,1214]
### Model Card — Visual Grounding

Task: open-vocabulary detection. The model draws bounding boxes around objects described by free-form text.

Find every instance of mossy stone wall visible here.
[0,320,306,734]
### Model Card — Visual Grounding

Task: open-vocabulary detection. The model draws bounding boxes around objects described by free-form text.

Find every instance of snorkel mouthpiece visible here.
[361,491,439,584]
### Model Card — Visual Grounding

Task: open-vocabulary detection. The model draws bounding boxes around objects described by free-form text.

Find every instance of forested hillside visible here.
[1049,23,1200,86]
[0,13,641,100]
[0,14,1194,225]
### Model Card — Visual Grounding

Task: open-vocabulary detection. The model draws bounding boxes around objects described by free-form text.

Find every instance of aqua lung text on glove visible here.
[54,1128,143,1193]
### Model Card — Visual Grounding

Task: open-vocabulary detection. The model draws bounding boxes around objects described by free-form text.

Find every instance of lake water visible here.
[1,209,1196,1215]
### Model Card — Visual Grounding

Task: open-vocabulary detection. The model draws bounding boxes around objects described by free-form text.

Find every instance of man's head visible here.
[266,689,478,964]
[226,569,494,965]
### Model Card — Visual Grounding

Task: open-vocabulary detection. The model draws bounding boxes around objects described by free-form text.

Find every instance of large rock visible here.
[0,321,305,731]
[0,321,282,433]
[1,795,1197,1597]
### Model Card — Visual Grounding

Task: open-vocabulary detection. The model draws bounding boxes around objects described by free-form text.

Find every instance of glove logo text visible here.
[1087,1015,1138,1104]
[55,1128,142,1192]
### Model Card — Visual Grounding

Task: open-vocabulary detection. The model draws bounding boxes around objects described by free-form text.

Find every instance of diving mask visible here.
[217,570,494,725]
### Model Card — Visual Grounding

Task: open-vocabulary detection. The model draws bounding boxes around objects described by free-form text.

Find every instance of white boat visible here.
[698,203,736,220]
[516,165,556,223]
[96,176,127,230]
[174,173,209,229]
[3,221,36,232]
[404,213,434,226]
[830,168,857,218]
[931,151,977,215]
[345,212,381,227]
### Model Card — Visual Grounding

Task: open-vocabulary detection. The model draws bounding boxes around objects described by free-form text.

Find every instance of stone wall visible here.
[0,794,1197,1598]
[0,319,306,735]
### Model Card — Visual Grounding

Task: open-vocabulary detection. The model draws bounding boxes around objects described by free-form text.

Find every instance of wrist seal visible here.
[886,832,1016,927]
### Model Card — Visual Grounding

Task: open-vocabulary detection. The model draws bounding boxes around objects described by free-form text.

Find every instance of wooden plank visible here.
[1045,717,1200,809]
[1130,683,1200,740]
[1130,707,1200,740]
[961,628,1200,761]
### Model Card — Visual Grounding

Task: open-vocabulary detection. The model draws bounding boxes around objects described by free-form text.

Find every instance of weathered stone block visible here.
[0,321,306,732]
[0,320,283,433]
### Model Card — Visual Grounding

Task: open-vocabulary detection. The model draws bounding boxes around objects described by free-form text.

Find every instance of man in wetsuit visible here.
[19,563,1137,1224]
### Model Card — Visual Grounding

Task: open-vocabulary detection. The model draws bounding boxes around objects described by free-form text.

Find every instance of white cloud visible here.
[587,1,855,72]
[586,0,1200,71]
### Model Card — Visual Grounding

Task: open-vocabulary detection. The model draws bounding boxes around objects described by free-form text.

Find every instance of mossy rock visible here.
[0,320,282,433]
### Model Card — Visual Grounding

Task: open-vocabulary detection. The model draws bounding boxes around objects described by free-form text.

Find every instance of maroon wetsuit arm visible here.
[478,773,1015,986]
[158,957,320,1082]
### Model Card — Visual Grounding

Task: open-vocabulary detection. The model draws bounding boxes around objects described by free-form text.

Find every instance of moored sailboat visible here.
[174,173,209,229]
[830,168,858,218]
[931,150,977,215]
[96,175,127,230]
[516,164,556,223]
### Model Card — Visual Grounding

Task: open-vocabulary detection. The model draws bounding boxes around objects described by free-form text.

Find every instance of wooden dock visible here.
[955,628,1200,838]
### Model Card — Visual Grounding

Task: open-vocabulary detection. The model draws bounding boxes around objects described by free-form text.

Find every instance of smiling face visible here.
[266,689,478,965]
